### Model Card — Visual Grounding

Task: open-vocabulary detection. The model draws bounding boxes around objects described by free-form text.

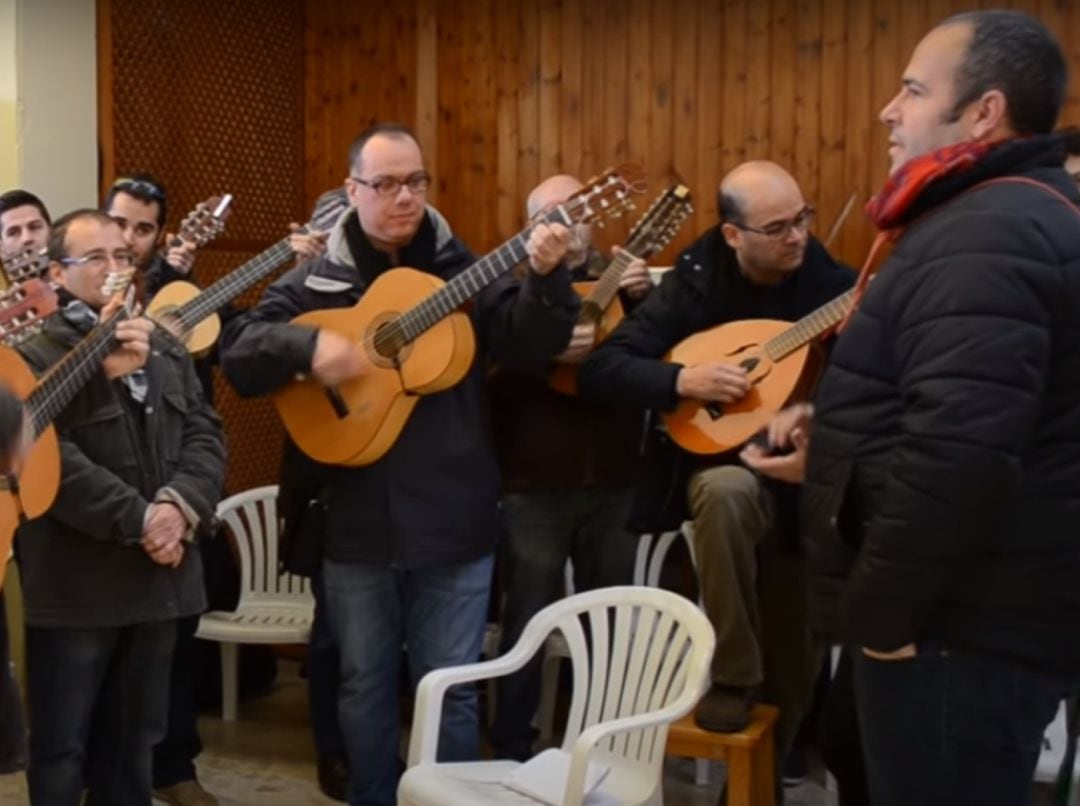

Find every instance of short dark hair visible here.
[0,190,51,226]
[943,10,1067,136]
[717,189,743,225]
[104,172,168,228]
[47,209,120,262]
[348,123,419,174]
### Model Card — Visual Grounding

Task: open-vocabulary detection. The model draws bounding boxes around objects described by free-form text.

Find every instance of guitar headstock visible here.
[625,184,693,259]
[0,279,59,346]
[175,194,233,248]
[307,188,350,233]
[1,248,50,285]
[548,164,647,229]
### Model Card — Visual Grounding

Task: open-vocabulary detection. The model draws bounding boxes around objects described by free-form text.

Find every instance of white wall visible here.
[0,0,18,190]
[0,0,97,214]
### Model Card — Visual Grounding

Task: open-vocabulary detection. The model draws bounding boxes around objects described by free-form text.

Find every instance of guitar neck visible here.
[395,232,530,343]
[25,309,126,439]
[764,288,856,361]
[585,250,636,312]
[583,202,674,312]
[175,237,296,329]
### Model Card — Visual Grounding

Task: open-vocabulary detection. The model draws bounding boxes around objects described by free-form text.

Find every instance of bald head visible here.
[527,175,583,219]
[717,161,812,283]
[718,161,803,225]
[526,174,591,268]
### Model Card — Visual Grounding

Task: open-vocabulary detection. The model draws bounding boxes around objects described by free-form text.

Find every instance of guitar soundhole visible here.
[740,357,759,372]
[705,402,724,420]
[369,319,410,366]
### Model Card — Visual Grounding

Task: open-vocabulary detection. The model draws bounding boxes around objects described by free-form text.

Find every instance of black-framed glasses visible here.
[350,171,431,198]
[59,250,136,270]
[110,177,165,201]
[731,206,816,240]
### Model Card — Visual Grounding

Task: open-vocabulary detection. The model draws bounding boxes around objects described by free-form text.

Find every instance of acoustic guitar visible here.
[273,164,645,467]
[0,279,59,347]
[662,287,856,455]
[550,183,693,395]
[148,193,348,355]
[0,260,145,574]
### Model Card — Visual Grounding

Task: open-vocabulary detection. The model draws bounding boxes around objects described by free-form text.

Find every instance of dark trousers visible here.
[152,614,202,788]
[490,488,636,760]
[822,647,870,806]
[308,572,346,756]
[687,466,821,762]
[854,643,1079,806]
[27,620,176,806]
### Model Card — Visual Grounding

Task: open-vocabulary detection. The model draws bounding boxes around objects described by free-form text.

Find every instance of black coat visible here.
[220,208,579,568]
[16,310,226,628]
[579,228,855,533]
[802,135,1080,670]
[488,250,647,493]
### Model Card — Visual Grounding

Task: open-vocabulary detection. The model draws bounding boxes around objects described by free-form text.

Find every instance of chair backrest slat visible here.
[215,485,313,610]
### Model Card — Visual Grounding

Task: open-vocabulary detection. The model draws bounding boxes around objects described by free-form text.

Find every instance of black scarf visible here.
[341,210,440,287]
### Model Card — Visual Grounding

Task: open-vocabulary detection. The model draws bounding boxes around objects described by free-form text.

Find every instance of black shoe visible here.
[317,752,349,802]
[782,744,807,787]
[694,683,755,733]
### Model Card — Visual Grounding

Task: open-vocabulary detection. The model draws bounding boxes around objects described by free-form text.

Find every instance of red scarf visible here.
[837,139,1002,332]
[865,138,1001,230]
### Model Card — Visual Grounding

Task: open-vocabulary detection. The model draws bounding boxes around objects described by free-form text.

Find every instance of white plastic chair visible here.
[195,485,314,720]
[538,524,697,744]
[399,585,715,806]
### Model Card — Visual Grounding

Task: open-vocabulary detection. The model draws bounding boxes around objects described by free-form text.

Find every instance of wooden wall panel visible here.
[100,0,306,494]
[94,0,1080,494]
[304,0,1080,268]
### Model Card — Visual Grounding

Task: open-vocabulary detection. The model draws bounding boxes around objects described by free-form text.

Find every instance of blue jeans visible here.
[490,488,636,760]
[307,572,345,757]
[323,554,493,806]
[27,620,176,806]
[854,643,1080,806]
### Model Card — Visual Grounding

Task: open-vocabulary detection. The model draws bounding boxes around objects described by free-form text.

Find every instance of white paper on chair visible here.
[502,748,611,805]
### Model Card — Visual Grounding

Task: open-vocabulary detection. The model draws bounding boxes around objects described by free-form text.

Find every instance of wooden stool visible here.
[665,703,779,806]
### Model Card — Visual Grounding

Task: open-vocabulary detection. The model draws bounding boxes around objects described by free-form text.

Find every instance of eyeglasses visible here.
[110,177,165,201]
[350,171,431,198]
[731,206,816,240]
[59,250,136,270]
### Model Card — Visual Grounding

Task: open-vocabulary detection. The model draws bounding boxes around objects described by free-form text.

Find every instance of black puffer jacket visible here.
[803,135,1080,670]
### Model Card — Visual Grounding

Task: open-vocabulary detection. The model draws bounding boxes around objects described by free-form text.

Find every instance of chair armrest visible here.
[406,614,562,766]
[561,682,704,806]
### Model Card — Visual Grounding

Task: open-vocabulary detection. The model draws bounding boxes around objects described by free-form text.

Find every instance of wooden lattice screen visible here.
[98,0,306,494]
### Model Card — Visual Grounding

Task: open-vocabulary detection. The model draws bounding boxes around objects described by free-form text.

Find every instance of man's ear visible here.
[48,260,66,289]
[969,88,1010,141]
[720,221,741,251]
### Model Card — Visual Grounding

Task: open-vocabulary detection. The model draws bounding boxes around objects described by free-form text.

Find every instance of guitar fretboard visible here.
[584,250,637,313]
[176,238,296,329]
[764,288,856,361]
[396,233,531,343]
[26,310,126,438]
[583,190,689,314]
